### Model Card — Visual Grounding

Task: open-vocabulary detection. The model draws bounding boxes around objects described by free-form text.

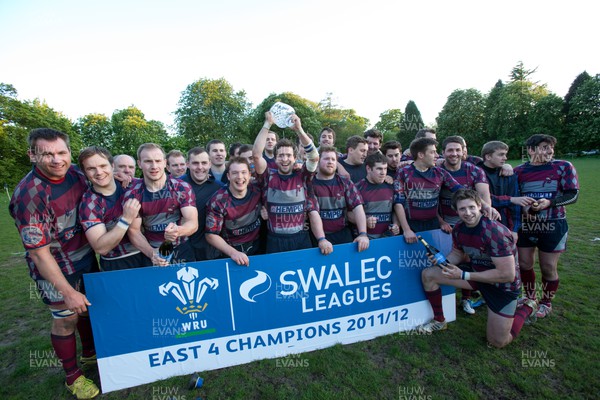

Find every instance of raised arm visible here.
[252,112,274,175]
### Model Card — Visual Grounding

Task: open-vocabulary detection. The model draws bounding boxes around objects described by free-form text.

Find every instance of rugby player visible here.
[78,146,150,271]
[126,143,198,265]
[253,112,333,255]
[355,152,402,239]
[312,146,369,250]
[205,157,263,265]
[416,189,537,348]
[515,134,579,319]
[9,128,100,399]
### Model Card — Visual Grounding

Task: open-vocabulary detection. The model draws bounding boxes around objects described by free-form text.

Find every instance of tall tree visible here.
[398,100,423,147]
[529,94,564,139]
[317,93,369,148]
[436,89,485,150]
[483,62,550,157]
[175,78,251,149]
[111,106,168,157]
[563,71,591,122]
[0,84,80,187]
[565,74,600,150]
[77,113,113,149]
[375,109,403,143]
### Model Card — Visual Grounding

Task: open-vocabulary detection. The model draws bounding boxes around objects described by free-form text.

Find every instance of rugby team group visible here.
[9,111,579,398]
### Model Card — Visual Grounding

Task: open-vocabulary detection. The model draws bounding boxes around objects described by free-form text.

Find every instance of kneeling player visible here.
[416,189,537,348]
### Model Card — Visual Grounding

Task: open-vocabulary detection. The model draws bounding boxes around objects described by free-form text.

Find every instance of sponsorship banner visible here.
[85,230,455,393]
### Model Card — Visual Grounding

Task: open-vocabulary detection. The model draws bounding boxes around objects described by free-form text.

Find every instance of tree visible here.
[1,85,80,187]
[436,89,485,150]
[174,78,251,149]
[317,93,369,148]
[111,106,168,157]
[375,109,403,143]
[398,101,424,146]
[77,113,113,149]
[529,94,564,141]
[483,62,550,157]
[563,71,591,118]
[565,74,600,151]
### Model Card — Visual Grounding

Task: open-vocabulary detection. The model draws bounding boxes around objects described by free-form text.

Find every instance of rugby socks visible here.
[510,304,533,339]
[76,315,96,358]
[541,278,559,306]
[520,268,537,300]
[51,333,82,385]
[425,288,445,322]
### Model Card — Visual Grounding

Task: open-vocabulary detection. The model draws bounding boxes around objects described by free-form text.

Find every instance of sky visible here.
[1,0,598,134]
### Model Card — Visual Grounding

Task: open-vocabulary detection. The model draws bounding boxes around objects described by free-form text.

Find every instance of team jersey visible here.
[439,162,488,225]
[9,166,93,279]
[312,174,364,234]
[205,183,262,246]
[395,164,462,221]
[258,165,317,235]
[339,159,367,183]
[452,215,520,292]
[125,177,196,248]
[480,164,521,232]
[263,153,278,171]
[79,183,139,259]
[181,174,224,248]
[355,179,400,238]
[514,160,579,220]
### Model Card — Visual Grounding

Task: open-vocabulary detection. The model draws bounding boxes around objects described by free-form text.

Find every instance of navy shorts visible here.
[34,253,99,306]
[518,218,568,253]
[468,281,519,318]
[267,230,312,254]
[100,252,152,271]
[407,218,440,233]
[324,227,354,246]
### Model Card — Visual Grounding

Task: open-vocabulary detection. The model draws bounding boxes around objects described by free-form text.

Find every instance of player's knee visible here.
[487,334,511,349]
[421,267,435,283]
[51,312,78,334]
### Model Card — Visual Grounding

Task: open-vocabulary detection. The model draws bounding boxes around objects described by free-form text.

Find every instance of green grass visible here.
[1,158,599,399]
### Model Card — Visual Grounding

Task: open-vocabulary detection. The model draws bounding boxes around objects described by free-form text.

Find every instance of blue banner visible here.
[85,230,455,393]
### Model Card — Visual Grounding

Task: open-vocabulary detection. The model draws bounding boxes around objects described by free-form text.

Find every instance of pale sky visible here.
[1,0,598,134]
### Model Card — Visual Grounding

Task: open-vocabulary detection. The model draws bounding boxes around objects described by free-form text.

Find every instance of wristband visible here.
[303,142,315,153]
[119,218,130,226]
[262,124,271,130]
[317,237,327,243]
[358,232,368,237]
[462,271,471,281]
[117,220,129,230]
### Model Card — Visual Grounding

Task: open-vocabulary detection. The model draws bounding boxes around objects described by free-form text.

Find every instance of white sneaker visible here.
[462,299,476,315]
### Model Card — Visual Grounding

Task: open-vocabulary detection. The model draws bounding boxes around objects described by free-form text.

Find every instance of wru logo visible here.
[159,266,219,320]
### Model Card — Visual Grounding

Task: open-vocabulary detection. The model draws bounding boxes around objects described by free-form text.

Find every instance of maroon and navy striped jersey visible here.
[355,179,401,238]
[9,166,93,279]
[258,166,316,235]
[514,161,579,220]
[439,162,488,225]
[395,164,462,221]
[452,215,520,292]
[79,183,139,259]
[125,177,196,247]
[205,183,262,246]
[312,174,364,234]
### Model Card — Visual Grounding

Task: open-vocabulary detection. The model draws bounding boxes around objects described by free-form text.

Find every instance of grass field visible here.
[1,158,599,400]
